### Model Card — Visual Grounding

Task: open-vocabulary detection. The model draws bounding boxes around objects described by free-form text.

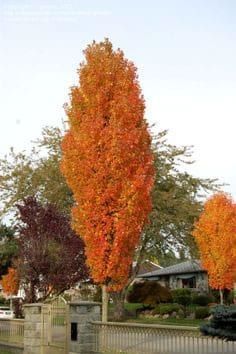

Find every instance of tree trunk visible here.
[219,289,224,305]
[9,297,13,311]
[110,250,144,321]
[102,285,108,322]
[112,291,126,321]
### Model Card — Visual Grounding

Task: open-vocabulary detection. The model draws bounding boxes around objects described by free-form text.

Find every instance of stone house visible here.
[139,259,209,293]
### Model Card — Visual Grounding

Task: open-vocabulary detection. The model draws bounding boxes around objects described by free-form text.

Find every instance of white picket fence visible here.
[93,321,236,354]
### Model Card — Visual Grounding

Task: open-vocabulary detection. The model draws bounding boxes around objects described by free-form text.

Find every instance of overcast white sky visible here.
[1,0,236,198]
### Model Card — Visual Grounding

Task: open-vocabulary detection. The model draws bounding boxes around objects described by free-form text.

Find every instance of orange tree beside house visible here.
[192,192,236,304]
[1,267,19,296]
[61,39,154,319]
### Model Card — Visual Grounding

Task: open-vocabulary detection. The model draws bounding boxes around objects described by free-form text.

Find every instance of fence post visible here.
[69,301,101,354]
[23,303,43,354]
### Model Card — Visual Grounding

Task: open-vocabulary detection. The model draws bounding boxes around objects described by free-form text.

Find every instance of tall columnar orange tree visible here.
[192,193,236,304]
[61,39,154,317]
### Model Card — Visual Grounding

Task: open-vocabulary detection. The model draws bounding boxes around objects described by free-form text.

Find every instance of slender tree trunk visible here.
[219,289,224,305]
[112,291,126,321]
[25,282,37,303]
[111,247,145,321]
[102,285,108,322]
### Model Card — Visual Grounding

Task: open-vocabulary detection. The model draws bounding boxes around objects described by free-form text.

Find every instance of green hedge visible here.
[191,294,212,306]
[195,306,210,319]
[153,303,182,315]
[171,289,191,306]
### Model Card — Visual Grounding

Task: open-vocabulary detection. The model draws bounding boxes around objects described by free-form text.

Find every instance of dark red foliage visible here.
[127,280,172,305]
[16,197,88,303]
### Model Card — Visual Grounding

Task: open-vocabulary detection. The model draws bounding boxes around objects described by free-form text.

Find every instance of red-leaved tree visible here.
[16,197,88,303]
[61,39,154,318]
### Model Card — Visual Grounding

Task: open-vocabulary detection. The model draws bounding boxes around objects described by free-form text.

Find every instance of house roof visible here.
[136,260,162,276]
[139,260,205,278]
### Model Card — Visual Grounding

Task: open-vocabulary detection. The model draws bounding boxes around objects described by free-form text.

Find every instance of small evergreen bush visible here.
[200,305,236,341]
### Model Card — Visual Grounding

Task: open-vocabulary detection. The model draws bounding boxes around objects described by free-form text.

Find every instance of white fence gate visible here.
[41,297,69,354]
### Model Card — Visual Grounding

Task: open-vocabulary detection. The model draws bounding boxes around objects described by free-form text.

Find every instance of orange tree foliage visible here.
[61,39,154,291]
[192,193,236,290]
[1,267,19,296]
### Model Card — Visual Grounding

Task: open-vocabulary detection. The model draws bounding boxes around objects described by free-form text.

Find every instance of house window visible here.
[163,276,169,287]
[182,276,196,288]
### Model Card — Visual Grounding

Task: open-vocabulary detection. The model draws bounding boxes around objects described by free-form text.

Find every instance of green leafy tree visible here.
[0,223,18,277]
[140,130,219,262]
[0,126,73,219]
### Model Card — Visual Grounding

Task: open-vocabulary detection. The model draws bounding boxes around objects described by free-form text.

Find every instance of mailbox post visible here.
[69,301,101,354]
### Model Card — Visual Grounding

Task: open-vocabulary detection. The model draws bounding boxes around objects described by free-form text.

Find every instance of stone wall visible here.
[23,301,101,354]
[69,301,101,354]
[24,303,43,354]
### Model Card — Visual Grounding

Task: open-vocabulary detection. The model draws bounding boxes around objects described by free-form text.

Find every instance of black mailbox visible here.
[71,322,78,341]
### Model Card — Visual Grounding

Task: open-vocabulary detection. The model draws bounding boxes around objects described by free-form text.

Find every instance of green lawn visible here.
[126,317,205,327]
[109,302,143,311]
[124,303,144,312]
[109,303,208,327]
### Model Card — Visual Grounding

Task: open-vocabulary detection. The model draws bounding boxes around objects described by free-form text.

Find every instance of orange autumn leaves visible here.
[1,268,19,296]
[61,40,154,291]
[193,193,236,290]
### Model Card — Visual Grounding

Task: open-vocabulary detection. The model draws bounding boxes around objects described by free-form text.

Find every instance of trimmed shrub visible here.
[171,289,191,306]
[195,306,210,319]
[153,303,182,315]
[0,296,6,305]
[191,294,212,306]
[200,305,236,341]
[93,286,102,302]
[210,289,235,305]
[127,281,172,305]
[225,290,235,305]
